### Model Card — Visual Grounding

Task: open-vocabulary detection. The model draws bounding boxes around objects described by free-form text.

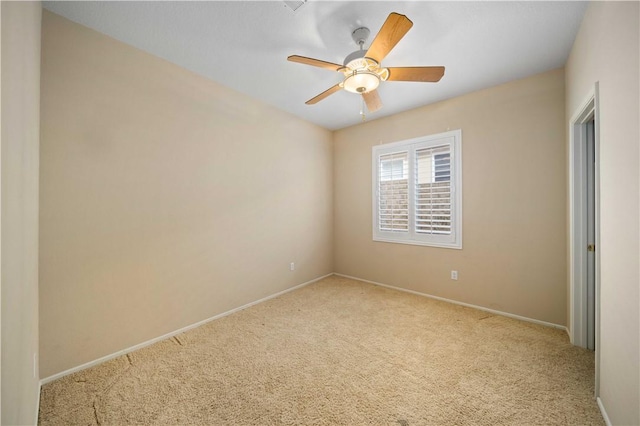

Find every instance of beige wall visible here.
[565,2,639,424]
[39,11,333,378]
[1,1,42,424]
[334,69,567,326]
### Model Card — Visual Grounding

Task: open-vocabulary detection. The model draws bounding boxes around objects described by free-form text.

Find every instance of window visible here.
[372,130,462,249]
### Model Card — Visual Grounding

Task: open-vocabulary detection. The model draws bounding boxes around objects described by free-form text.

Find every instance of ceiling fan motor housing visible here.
[343,49,368,67]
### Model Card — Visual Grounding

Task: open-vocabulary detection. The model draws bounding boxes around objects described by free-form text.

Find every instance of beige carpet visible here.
[39,275,604,425]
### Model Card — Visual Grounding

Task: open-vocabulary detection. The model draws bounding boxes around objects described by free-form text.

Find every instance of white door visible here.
[586,118,596,351]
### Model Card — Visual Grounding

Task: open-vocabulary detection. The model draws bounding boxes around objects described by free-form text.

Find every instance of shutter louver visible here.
[415,145,451,235]
[378,152,409,232]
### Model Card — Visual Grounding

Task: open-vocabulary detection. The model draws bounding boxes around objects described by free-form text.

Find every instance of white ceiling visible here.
[42,1,588,130]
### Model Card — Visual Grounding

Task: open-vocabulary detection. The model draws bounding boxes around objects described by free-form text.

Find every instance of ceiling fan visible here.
[288,12,445,114]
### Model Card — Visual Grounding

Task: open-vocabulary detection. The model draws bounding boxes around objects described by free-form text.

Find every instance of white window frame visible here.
[372,129,462,249]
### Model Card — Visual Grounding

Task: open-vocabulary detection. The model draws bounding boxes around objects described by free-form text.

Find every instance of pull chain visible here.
[360,97,366,122]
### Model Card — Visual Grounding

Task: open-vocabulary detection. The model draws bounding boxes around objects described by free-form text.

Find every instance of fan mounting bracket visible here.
[351,27,370,48]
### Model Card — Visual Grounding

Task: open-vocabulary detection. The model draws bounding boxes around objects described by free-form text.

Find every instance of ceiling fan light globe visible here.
[343,71,380,94]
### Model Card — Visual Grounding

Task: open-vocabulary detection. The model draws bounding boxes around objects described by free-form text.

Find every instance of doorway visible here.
[569,84,600,394]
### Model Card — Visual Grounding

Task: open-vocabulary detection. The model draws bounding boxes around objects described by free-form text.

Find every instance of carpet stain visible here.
[126,353,133,365]
[173,335,185,346]
[397,419,409,426]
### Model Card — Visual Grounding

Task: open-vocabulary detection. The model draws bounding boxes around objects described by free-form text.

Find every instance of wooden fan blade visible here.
[365,13,413,63]
[306,84,342,105]
[387,66,445,82]
[363,90,382,113]
[288,55,343,71]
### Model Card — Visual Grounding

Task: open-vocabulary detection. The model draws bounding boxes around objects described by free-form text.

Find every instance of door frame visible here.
[568,82,601,395]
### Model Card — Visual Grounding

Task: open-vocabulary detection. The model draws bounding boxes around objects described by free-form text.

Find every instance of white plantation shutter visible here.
[415,146,451,235]
[372,130,462,249]
[378,152,409,232]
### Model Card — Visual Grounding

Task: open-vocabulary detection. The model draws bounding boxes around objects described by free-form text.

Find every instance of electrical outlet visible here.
[290,262,295,271]
[451,270,458,280]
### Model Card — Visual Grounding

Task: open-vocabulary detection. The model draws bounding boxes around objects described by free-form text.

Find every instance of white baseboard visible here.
[40,273,332,385]
[334,273,568,331]
[596,397,612,426]
[35,380,41,424]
